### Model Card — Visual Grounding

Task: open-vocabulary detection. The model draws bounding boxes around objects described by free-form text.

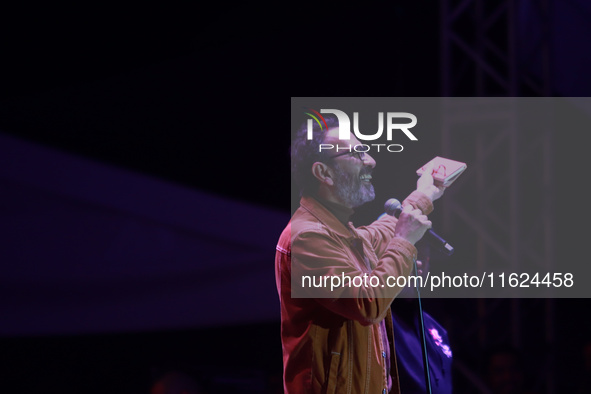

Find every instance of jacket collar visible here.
[299,195,357,240]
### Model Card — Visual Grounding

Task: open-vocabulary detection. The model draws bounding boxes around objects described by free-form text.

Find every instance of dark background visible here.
[1,2,590,393]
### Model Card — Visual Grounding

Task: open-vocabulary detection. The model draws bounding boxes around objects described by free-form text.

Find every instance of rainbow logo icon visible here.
[303,107,328,131]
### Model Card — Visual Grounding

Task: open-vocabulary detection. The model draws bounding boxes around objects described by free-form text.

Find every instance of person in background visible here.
[391,242,453,394]
[485,344,539,394]
[149,370,205,394]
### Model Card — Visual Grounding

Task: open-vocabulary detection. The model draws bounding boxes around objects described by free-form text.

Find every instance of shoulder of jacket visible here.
[276,210,333,253]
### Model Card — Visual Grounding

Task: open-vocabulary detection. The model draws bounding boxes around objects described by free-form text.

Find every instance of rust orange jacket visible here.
[275,192,433,394]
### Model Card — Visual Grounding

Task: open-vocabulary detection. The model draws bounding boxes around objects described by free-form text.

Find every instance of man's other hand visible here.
[394,205,432,245]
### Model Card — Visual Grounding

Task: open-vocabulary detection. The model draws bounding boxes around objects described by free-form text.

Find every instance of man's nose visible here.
[365,152,376,168]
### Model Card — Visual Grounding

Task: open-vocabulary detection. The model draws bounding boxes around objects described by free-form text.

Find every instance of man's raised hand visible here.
[417,162,446,202]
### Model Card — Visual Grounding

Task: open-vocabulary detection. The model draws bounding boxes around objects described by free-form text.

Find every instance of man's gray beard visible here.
[332,163,375,208]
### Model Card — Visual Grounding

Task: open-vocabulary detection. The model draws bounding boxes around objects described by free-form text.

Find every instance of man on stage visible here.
[275,117,446,393]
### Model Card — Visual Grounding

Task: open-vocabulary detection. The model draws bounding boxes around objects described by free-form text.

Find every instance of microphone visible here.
[384,198,454,256]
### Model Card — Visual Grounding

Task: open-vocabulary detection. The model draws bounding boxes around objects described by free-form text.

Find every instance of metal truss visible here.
[439,1,555,393]
[440,0,552,96]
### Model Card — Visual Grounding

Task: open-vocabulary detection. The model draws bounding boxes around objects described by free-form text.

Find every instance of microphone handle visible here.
[427,229,454,256]
[387,202,454,256]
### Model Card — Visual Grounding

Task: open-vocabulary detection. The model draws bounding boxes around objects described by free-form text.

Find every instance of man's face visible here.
[324,129,376,208]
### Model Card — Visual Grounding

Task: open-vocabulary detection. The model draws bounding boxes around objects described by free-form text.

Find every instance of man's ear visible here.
[311,162,334,186]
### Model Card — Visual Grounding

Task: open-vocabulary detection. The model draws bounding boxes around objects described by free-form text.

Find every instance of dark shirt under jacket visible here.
[392,301,453,394]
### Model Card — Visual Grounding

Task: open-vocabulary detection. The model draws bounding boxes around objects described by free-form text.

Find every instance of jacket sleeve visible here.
[290,227,417,326]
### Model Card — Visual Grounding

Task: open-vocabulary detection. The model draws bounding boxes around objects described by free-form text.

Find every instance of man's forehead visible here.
[324,127,361,147]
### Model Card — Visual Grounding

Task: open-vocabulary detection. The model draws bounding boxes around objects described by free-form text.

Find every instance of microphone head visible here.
[384,198,402,216]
